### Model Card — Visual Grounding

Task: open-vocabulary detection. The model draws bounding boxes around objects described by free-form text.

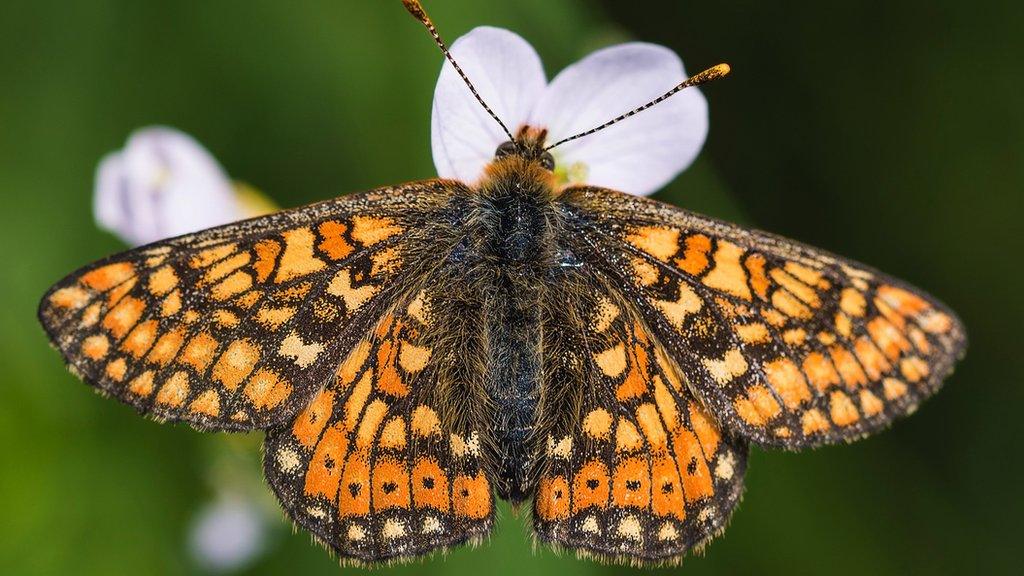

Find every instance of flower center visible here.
[552,154,589,188]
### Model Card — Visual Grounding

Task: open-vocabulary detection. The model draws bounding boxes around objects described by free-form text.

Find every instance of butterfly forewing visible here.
[263,284,494,563]
[38,181,458,431]
[533,272,747,563]
[562,186,966,449]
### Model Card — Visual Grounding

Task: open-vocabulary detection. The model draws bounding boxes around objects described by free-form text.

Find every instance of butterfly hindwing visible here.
[563,186,966,449]
[263,285,494,563]
[533,273,747,563]
[38,181,458,431]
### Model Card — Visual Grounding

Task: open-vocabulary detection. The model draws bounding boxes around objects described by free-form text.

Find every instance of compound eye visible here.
[539,151,555,171]
[494,141,518,158]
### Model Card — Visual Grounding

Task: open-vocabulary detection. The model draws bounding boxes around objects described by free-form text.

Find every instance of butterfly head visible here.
[481,127,558,193]
[494,126,556,172]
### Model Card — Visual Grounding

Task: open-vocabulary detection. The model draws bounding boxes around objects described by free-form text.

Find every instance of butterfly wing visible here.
[560,186,966,449]
[38,180,462,431]
[263,285,494,563]
[533,272,747,563]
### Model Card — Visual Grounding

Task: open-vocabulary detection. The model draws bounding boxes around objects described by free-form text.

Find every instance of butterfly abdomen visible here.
[485,274,544,502]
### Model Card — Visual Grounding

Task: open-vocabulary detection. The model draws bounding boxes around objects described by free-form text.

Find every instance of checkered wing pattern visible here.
[533,276,746,563]
[263,286,494,563]
[38,181,457,431]
[562,186,966,449]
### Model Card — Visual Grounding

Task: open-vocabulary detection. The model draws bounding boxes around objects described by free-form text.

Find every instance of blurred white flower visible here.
[94,127,267,246]
[188,492,268,573]
[432,27,709,196]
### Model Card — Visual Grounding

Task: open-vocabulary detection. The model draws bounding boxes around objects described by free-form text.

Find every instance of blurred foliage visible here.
[0,0,1020,575]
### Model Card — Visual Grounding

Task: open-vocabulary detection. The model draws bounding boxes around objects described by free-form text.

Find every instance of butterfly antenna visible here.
[402,0,517,144]
[544,63,731,151]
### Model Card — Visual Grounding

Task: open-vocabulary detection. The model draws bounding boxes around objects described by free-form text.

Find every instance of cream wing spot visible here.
[278,331,324,368]
[202,252,251,286]
[883,377,908,400]
[347,524,366,542]
[702,348,748,386]
[422,516,443,534]
[381,518,407,540]
[160,291,182,317]
[617,515,643,542]
[451,431,481,458]
[276,446,301,473]
[355,400,388,449]
[654,283,702,329]
[243,368,292,410]
[80,302,102,327]
[547,435,573,458]
[736,322,770,344]
[592,297,621,333]
[407,290,431,325]
[210,271,253,301]
[327,268,380,312]
[581,515,601,535]
[829,391,861,426]
[715,451,736,480]
[128,371,155,397]
[770,267,821,308]
[658,522,679,541]
[635,403,668,450]
[50,286,90,310]
[104,358,127,381]
[840,288,867,317]
[189,245,236,269]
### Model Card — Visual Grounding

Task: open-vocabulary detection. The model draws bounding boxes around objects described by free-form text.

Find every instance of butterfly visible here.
[37,0,966,566]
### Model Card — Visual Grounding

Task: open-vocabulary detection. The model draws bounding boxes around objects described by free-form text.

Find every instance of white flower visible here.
[431,27,709,196]
[188,492,268,573]
[94,127,247,246]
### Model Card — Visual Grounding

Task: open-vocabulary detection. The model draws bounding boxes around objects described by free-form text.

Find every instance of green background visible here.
[1,1,1020,574]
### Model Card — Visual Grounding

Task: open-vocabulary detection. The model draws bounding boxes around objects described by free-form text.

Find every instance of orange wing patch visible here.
[263,288,493,563]
[37,184,444,432]
[566,186,966,449]
[533,283,746,563]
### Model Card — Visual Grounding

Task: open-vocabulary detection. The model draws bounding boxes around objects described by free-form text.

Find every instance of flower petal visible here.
[93,151,131,240]
[531,43,708,196]
[94,127,242,246]
[431,26,547,184]
[189,494,268,572]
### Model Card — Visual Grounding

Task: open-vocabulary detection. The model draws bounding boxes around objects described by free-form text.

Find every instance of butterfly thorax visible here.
[475,156,558,264]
